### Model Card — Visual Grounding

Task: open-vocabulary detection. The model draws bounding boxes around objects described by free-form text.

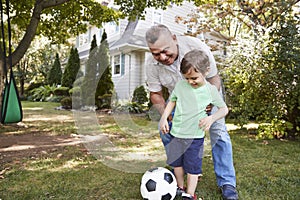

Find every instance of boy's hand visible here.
[160,119,170,134]
[199,116,214,131]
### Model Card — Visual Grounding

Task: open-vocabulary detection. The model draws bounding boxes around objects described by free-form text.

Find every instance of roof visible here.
[110,20,148,53]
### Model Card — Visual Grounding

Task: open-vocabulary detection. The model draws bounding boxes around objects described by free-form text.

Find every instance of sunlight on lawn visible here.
[23,115,73,122]
[226,123,259,131]
[23,107,43,111]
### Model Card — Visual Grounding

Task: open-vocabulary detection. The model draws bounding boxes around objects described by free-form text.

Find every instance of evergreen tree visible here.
[81,34,98,106]
[95,30,114,109]
[61,47,80,88]
[47,53,62,86]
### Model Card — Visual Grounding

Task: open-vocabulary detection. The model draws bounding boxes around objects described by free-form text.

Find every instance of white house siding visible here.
[112,52,146,100]
[160,2,195,35]
[75,1,209,102]
[136,2,195,36]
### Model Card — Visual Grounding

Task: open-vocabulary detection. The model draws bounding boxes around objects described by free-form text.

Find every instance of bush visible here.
[69,86,81,96]
[46,95,64,102]
[223,13,300,138]
[26,82,44,92]
[54,87,70,96]
[257,119,294,139]
[30,85,56,101]
[132,85,148,105]
[47,53,62,86]
[97,94,112,109]
[60,97,72,109]
[61,47,80,88]
[114,102,144,113]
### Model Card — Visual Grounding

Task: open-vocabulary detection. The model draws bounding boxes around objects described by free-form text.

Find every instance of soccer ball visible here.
[140,167,177,200]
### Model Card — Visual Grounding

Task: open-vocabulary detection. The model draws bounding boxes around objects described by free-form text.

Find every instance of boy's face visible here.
[183,68,206,88]
[148,34,178,66]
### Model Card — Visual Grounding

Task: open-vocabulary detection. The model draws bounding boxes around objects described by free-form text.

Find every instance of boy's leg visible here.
[183,138,204,198]
[186,173,198,196]
[174,167,185,189]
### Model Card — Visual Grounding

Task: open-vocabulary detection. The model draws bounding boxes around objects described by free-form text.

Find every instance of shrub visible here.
[54,87,70,96]
[97,94,112,109]
[30,85,56,101]
[47,53,62,86]
[61,47,80,88]
[60,97,72,109]
[132,85,148,105]
[223,12,299,138]
[115,102,144,113]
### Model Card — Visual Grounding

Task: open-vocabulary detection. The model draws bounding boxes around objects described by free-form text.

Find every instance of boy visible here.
[159,49,229,200]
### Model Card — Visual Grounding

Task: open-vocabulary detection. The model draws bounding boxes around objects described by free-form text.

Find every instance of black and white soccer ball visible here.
[140,167,177,200]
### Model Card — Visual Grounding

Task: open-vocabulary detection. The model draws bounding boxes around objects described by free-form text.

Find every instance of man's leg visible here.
[158,109,174,148]
[210,107,238,199]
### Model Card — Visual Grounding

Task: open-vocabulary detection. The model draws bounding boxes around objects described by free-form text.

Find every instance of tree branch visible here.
[11,0,70,67]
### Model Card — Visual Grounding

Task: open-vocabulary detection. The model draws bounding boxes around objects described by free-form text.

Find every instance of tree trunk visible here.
[0,61,4,116]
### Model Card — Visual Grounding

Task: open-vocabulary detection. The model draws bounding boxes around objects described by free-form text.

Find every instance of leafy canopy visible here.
[1,0,121,67]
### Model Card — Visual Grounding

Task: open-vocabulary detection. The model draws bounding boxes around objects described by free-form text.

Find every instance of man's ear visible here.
[172,34,177,41]
[206,67,211,75]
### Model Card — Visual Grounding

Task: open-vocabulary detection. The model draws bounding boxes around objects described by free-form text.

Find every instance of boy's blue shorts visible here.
[166,136,204,175]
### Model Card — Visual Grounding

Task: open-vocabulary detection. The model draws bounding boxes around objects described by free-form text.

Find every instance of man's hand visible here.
[205,104,213,114]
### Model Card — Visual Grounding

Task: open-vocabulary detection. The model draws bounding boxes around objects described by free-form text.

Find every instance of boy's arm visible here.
[199,105,228,131]
[159,101,176,134]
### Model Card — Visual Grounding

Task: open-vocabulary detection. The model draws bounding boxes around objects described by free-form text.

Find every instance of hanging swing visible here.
[0,0,22,124]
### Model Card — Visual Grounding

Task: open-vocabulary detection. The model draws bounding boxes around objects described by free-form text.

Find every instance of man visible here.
[145,24,238,200]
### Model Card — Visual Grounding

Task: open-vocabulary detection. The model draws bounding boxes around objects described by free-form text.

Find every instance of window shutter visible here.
[121,53,125,76]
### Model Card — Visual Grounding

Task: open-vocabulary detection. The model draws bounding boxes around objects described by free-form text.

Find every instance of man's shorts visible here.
[166,137,204,175]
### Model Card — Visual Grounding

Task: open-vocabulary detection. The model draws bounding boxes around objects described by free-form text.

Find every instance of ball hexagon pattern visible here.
[140,167,177,200]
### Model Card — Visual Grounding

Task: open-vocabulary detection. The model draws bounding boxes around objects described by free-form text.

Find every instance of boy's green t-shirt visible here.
[169,80,226,139]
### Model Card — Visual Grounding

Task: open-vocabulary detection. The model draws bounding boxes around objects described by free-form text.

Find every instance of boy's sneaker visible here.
[221,184,238,200]
[176,186,186,196]
[182,193,200,200]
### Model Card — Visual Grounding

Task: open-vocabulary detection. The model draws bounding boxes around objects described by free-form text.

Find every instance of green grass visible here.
[0,101,76,135]
[0,101,299,199]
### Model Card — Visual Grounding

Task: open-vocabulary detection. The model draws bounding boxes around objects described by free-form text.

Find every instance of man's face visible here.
[148,34,178,66]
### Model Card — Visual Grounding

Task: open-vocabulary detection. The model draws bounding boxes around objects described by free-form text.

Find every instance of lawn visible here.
[0,101,299,200]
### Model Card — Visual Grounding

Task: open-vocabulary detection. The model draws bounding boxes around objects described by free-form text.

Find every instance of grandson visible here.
[159,49,229,200]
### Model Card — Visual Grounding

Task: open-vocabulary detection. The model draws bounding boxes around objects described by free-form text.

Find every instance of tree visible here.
[81,34,98,106]
[0,0,121,109]
[15,52,36,99]
[95,30,114,109]
[61,47,80,88]
[222,6,300,138]
[114,0,300,27]
[47,53,62,86]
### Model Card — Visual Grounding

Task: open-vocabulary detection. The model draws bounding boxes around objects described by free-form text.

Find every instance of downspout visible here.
[128,54,131,99]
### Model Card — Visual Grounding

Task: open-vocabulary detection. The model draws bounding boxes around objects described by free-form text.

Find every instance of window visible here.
[113,55,121,76]
[78,28,91,47]
[186,24,197,35]
[152,10,163,25]
[106,21,119,36]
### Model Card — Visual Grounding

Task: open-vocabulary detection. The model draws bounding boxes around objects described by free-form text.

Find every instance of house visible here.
[75,1,229,101]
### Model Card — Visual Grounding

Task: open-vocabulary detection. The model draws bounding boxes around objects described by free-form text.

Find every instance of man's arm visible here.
[150,91,166,115]
[206,74,221,91]
[159,101,176,134]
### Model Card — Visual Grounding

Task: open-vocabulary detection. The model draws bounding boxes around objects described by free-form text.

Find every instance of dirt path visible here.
[0,132,83,166]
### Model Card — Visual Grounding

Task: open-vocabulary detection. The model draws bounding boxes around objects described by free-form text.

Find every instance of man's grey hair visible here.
[145,24,173,44]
